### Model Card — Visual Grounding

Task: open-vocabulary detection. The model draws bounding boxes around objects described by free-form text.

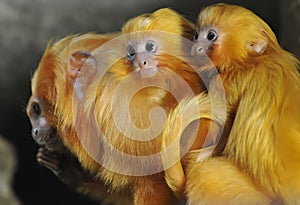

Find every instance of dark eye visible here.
[194,30,199,40]
[32,102,41,116]
[207,30,218,42]
[126,45,136,61]
[145,40,156,52]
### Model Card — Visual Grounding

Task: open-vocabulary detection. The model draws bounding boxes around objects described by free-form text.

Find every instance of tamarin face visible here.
[192,26,218,57]
[118,7,196,81]
[27,96,62,151]
[126,38,159,78]
[192,3,272,70]
[123,31,193,79]
[191,25,219,68]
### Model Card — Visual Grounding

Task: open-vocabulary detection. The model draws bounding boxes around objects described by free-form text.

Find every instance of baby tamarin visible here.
[182,3,300,204]
[27,33,133,205]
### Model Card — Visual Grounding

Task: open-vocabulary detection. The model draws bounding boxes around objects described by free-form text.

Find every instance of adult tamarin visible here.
[65,8,220,205]
[28,8,222,205]
[27,33,133,205]
[181,3,300,204]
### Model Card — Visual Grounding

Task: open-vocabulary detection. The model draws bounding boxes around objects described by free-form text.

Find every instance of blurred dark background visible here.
[0,0,298,205]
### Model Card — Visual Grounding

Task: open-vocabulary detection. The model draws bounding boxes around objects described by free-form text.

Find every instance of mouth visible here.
[136,67,158,78]
[33,134,55,145]
[32,128,60,148]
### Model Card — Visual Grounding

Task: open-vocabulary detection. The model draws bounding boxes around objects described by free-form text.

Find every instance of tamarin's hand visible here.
[36,147,92,189]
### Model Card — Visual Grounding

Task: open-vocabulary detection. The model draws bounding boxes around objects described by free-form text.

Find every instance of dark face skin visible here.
[189,26,220,69]
[192,26,218,56]
[126,39,159,78]
[27,96,63,151]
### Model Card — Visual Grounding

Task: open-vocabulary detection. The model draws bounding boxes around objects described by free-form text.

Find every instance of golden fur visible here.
[30,33,133,205]
[161,92,226,199]
[44,8,214,205]
[184,3,300,204]
[75,8,206,205]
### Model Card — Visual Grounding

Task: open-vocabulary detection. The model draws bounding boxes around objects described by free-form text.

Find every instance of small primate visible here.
[28,9,222,205]
[27,33,133,205]
[72,8,203,205]
[166,3,300,204]
[63,8,220,205]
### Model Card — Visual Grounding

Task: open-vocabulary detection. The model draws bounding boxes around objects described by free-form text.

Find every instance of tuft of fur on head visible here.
[122,8,195,62]
[122,8,195,40]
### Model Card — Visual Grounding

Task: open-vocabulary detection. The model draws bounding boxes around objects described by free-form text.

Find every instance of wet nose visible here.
[32,128,39,138]
[191,44,205,56]
[140,60,148,67]
[134,52,156,70]
[31,128,40,139]
[191,44,203,56]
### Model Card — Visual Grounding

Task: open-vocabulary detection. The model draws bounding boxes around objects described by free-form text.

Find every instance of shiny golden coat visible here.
[185,4,300,204]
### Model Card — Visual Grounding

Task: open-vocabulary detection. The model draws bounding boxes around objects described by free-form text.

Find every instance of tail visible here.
[161,92,226,198]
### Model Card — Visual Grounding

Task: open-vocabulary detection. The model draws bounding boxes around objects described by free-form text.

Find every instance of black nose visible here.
[32,128,39,137]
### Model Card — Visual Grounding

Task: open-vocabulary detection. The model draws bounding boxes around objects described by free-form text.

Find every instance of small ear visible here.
[68,51,96,79]
[69,51,97,99]
[248,39,268,54]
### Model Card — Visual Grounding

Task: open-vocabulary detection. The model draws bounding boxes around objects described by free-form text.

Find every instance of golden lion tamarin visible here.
[62,8,221,205]
[27,33,133,205]
[180,3,300,204]
[73,8,201,205]
[28,8,223,205]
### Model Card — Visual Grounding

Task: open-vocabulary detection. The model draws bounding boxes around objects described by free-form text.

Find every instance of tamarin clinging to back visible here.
[165,3,300,204]
[65,8,222,205]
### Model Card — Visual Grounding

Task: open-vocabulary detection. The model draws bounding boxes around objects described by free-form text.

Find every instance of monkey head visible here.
[27,38,97,152]
[191,3,276,71]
